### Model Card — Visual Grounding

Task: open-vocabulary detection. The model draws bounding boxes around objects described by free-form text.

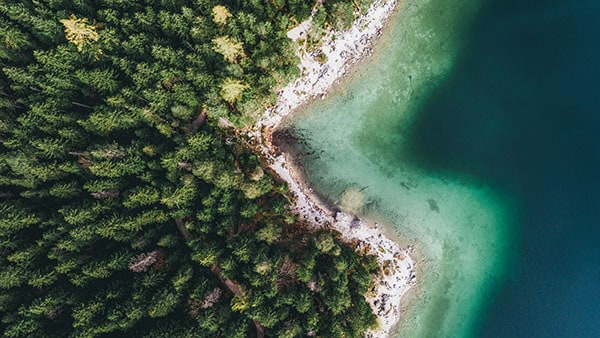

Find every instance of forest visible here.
[0,0,382,337]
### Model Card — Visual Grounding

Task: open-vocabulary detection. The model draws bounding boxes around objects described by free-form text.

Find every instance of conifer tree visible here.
[0,0,381,336]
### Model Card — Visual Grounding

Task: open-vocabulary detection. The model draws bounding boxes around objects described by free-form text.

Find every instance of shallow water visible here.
[415,0,600,337]
[284,0,600,336]
[280,0,515,337]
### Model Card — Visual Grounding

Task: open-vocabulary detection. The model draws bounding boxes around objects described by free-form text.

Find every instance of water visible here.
[279,0,514,337]
[281,0,600,336]
[414,0,600,337]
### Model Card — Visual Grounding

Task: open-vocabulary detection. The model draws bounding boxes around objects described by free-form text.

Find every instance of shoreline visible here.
[249,0,417,336]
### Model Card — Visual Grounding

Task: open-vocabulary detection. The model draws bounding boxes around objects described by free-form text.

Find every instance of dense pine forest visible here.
[0,0,381,337]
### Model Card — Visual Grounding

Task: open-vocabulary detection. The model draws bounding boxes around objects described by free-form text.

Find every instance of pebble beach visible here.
[249,1,417,336]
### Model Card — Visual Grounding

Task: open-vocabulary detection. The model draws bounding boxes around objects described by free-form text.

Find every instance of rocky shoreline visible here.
[249,0,417,336]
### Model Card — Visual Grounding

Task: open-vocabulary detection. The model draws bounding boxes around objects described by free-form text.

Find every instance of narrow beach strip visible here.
[250,0,417,336]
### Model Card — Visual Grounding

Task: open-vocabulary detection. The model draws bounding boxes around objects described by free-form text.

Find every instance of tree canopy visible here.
[0,0,381,337]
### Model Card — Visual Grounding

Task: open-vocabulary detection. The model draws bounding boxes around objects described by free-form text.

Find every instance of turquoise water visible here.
[278,0,515,337]
[414,0,600,336]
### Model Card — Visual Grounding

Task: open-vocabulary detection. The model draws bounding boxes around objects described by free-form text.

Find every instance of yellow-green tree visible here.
[212,5,232,25]
[59,15,99,52]
[220,78,249,104]
[212,36,244,63]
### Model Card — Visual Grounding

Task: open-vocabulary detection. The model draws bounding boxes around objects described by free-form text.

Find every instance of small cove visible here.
[277,0,515,337]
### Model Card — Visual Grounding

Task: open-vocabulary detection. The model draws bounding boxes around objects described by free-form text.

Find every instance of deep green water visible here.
[282,0,600,336]
[279,0,514,337]
[415,0,600,337]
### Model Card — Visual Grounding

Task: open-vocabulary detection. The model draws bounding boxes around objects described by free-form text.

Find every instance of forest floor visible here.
[250,0,417,336]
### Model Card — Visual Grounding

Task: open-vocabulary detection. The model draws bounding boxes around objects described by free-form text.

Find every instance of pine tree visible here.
[0,1,381,336]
